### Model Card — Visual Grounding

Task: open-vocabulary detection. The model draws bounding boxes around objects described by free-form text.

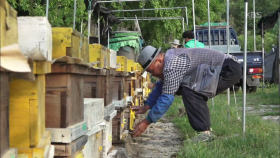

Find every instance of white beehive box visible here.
[103,110,117,157]
[84,98,104,130]
[83,131,103,158]
[110,49,117,69]
[17,17,52,61]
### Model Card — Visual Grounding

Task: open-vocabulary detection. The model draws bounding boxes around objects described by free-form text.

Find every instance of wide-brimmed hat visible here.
[169,39,181,45]
[137,45,161,70]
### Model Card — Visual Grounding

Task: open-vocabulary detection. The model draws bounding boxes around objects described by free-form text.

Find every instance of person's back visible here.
[182,31,205,48]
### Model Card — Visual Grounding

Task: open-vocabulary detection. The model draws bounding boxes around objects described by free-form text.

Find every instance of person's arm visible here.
[144,81,163,109]
[131,81,163,114]
[146,55,191,123]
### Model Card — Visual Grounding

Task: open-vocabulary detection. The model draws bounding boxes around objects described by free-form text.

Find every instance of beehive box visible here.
[133,62,143,72]
[82,131,103,158]
[112,110,125,142]
[45,74,84,128]
[0,72,9,157]
[103,110,117,157]
[110,49,117,69]
[17,17,52,61]
[125,76,133,96]
[81,36,89,63]
[83,98,104,130]
[47,121,87,143]
[127,59,134,72]
[52,135,88,157]
[17,131,52,158]
[89,44,110,69]
[83,70,113,106]
[0,0,18,47]
[52,28,88,61]
[116,56,127,72]
[9,75,46,148]
[2,148,17,158]
[112,76,125,101]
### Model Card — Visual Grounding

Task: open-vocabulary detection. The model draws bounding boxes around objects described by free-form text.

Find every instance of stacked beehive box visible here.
[82,98,106,158]
[2,2,54,156]
[45,28,90,157]
[0,1,17,156]
[110,56,129,143]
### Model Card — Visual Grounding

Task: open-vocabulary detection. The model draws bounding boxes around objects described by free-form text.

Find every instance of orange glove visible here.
[131,105,150,114]
[131,118,151,137]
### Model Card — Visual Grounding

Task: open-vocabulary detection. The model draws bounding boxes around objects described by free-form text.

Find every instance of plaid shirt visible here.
[162,54,191,95]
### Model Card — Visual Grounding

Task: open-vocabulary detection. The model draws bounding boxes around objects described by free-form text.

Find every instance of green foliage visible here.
[6,0,279,50]
[238,31,278,52]
[7,0,87,30]
[229,0,279,35]
[104,0,226,49]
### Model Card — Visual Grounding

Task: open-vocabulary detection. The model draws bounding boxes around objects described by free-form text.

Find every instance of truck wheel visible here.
[250,86,257,93]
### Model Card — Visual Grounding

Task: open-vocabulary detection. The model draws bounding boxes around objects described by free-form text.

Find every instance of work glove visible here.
[131,118,151,137]
[131,105,150,114]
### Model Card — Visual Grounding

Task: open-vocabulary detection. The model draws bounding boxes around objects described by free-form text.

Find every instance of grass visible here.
[166,86,280,158]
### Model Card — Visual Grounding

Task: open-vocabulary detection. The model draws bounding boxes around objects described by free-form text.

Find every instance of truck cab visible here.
[195,22,263,92]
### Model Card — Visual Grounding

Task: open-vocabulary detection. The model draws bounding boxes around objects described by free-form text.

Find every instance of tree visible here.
[238,32,278,52]
[7,0,87,30]
[104,0,226,48]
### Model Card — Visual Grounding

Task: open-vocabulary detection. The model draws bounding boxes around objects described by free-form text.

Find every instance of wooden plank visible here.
[45,91,62,128]
[68,74,84,127]
[115,71,129,77]
[0,73,9,157]
[51,63,89,74]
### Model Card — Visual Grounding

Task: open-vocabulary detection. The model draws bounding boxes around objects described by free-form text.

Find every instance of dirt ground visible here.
[108,114,183,158]
[107,104,280,158]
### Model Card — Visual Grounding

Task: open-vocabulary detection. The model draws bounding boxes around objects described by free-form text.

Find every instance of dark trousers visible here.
[179,58,242,132]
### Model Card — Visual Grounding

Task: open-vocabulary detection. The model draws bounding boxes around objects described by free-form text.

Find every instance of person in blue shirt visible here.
[131,46,242,143]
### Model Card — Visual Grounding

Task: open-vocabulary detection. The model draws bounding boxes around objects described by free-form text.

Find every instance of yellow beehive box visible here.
[18,131,52,158]
[133,62,143,72]
[127,59,134,72]
[52,27,87,60]
[81,36,89,63]
[89,44,110,69]
[116,56,127,72]
[9,75,46,148]
[33,61,51,74]
[0,0,18,47]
